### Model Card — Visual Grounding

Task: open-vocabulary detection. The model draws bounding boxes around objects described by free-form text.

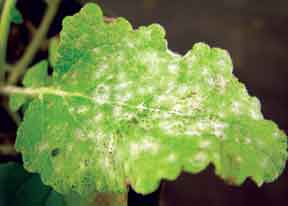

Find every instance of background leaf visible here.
[0,162,64,206]
[11,6,23,24]
[9,60,49,112]
[22,60,49,87]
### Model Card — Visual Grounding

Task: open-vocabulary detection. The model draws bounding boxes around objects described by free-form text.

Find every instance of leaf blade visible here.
[16,3,288,196]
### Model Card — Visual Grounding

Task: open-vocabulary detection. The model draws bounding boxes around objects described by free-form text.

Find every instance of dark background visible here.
[1,0,288,205]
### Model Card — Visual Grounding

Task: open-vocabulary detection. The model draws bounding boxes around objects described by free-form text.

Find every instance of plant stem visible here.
[91,192,127,206]
[7,0,60,85]
[0,85,87,99]
[0,0,16,83]
[0,85,40,96]
[0,143,18,155]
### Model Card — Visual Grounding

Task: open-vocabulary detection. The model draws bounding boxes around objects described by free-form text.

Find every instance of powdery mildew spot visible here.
[129,139,160,157]
[193,152,208,162]
[199,140,212,149]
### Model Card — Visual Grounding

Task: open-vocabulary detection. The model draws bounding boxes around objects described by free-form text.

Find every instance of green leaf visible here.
[11,6,23,24]
[9,94,27,112]
[16,3,287,196]
[0,162,64,206]
[9,60,49,111]
[49,37,59,68]
[23,60,49,87]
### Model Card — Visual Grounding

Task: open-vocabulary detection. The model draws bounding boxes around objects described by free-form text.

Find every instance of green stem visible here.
[0,85,86,98]
[7,0,60,85]
[0,0,16,83]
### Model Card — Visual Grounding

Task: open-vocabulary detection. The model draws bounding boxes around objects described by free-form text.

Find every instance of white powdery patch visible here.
[251,97,261,107]
[167,50,181,58]
[217,111,226,118]
[137,87,147,95]
[100,157,111,170]
[186,95,204,110]
[272,131,281,139]
[210,121,227,138]
[93,93,109,105]
[130,143,141,156]
[217,59,226,68]
[160,111,173,119]
[122,112,135,121]
[75,128,86,141]
[107,137,115,153]
[86,130,97,142]
[159,120,183,135]
[142,139,160,152]
[250,110,262,120]
[185,54,197,67]
[68,106,75,113]
[121,92,133,102]
[92,84,110,105]
[184,126,200,136]
[167,153,177,162]
[76,105,88,114]
[127,41,135,48]
[159,120,174,134]
[136,102,146,112]
[201,67,209,76]
[168,63,179,74]
[193,152,208,163]
[129,138,160,157]
[176,85,189,96]
[142,52,160,72]
[117,72,127,82]
[196,121,208,131]
[38,142,49,152]
[232,101,241,114]
[113,106,123,118]
[149,106,161,119]
[95,64,109,79]
[115,81,132,91]
[207,77,215,86]
[199,139,212,149]
[165,82,176,94]
[172,103,183,113]
[244,137,252,144]
[216,75,228,91]
[146,85,155,93]
[93,113,103,123]
[100,64,109,70]
[92,47,101,53]
[95,130,106,141]
[155,95,175,105]
[235,155,242,163]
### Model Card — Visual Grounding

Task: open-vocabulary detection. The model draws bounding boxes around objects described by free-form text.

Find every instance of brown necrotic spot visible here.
[51,148,60,157]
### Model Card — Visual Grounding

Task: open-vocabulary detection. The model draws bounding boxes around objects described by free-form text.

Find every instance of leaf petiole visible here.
[0,0,16,83]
